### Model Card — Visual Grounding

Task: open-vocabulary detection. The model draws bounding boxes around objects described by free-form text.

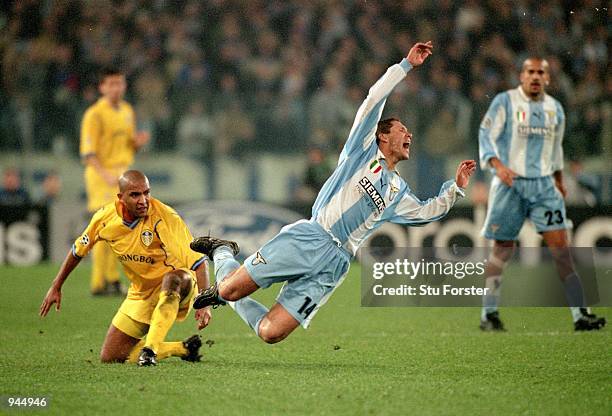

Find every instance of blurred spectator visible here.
[213,101,256,159]
[564,159,602,207]
[0,0,608,199]
[294,147,334,205]
[176,100,215,161]
[36,171,63,205]
[0,167,30,205]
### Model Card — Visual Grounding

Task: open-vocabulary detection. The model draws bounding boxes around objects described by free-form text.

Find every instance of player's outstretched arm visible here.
[340,41,432,161]
[455,160,477,189]
[39,251,81,317]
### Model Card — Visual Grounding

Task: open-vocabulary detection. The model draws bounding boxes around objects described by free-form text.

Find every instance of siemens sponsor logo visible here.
[118,254,155,264]
[518,125,554,137]
[358,177,386,214]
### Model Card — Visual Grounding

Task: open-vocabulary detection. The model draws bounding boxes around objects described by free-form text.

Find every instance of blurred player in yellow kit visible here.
[81,67,150,295]
[40,170,212,366]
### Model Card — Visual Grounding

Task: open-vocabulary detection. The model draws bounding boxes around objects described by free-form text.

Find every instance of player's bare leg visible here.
[100,325,140,363]
[257,303,300,344]
[480,240,514,331]
[541,229,606,330]
[218,265,260,301]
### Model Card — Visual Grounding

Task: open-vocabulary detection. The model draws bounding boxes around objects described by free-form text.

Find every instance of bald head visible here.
[119,170,148,193]
[118,170,151,218]
[521,58,549,72]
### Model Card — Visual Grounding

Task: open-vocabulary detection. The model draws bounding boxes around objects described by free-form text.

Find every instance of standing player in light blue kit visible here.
[478,57,606,331]
[190,41,476,343]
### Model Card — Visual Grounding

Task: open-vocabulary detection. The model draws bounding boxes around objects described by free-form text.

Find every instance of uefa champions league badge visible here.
[141,229,154,247]
[79,234,89,246]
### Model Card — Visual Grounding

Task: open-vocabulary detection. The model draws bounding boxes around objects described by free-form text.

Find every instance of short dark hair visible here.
[98,66,124,84]
[375,118,399,145]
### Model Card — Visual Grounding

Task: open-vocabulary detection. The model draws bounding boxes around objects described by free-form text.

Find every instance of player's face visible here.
[519,59,550,99]
[120,180,151,218]
[385,121,412,161]
[100,75,126,104]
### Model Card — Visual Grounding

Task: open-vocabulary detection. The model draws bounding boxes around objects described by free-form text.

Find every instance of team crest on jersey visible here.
[516,109,526,122]
[79,234,89,246]
[369,159,382,174]
[545,111,556,124]
[251,251,267,266]
[490,224,500,233]
[141,229,154,247]
[389,184,400,201]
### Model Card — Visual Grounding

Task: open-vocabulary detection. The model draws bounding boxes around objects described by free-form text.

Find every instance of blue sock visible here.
[481,275,502,320]
[563,272,585,321]
[212,246,269,334]
[229,298,269,335]
[213,246,240,286]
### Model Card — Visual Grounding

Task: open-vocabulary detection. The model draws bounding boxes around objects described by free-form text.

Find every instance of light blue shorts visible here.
[244,219,351,328]
[482,176,567,241]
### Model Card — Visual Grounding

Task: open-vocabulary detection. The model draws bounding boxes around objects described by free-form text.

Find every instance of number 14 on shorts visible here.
[298,297,317,318]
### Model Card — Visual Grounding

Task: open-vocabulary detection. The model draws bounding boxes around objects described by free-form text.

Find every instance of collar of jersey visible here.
[517,86,545,103]
[376,148,399,175]
[122,217,141,229]
[115,200,144,229]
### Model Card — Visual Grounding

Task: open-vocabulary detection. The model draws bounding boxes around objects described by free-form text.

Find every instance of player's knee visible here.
[99,349,126,364]
[257,321,289,344]
[162,270,189,293]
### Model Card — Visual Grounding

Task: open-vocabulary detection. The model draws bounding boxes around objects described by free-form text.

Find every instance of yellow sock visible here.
[157,342,188,360]
[126,340,187,363]
[145,291,180,353]
[126,339,146,363]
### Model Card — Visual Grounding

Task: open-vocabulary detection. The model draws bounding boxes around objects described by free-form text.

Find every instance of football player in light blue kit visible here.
[191,41,476,343]
[478,57,605,331]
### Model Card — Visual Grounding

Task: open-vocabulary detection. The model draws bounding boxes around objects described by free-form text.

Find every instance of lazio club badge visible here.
[141,229,154,247]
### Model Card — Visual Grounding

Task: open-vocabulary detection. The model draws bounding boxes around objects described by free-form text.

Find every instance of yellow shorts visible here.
[84,165,127,211]
[111,270,197,339]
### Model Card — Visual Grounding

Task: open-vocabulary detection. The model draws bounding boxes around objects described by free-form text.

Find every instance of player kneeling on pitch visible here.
[190,41,476,344]
[40,170,212,366]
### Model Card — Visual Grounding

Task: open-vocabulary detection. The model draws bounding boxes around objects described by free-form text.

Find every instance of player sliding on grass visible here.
[40,170,212,366]
[190,41,476,343]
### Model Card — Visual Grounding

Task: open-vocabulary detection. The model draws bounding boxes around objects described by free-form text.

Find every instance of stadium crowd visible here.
[0,0,609,198]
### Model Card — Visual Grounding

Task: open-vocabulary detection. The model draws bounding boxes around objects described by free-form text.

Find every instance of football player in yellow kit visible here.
[80,67,150,296]
[40,170,211,366]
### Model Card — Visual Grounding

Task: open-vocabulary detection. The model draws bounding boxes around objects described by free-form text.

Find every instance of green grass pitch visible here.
[0,263,610,415]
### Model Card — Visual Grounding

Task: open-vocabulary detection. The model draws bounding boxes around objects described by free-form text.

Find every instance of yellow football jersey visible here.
[80,98,137,211]
[72,198,206,302]
[80,98,136,168]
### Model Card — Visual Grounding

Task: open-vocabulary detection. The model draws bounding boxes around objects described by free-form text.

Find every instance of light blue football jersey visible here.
[311,58,465,256]
[479,87,565,178]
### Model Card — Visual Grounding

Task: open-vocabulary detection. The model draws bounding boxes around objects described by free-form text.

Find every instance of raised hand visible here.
[455,160,477,189]
[407,41,433,67]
